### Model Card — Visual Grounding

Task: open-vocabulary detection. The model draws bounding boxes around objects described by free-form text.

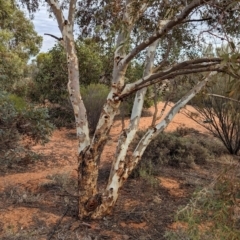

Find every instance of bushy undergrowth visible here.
[81,83,109,134]
[165,164,240,240]
[0,92,54,166]
[29,83,109,130]
[131,128,226,178]
[47,102,75,128]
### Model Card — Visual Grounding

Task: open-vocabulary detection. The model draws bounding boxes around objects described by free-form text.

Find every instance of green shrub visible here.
[35,83,109,130]
[0,92,20,163]
[8,94,27,111]
[130,129,226,178]
[81,84,109,134]
[195,135,227,157]
[47,102,75,128]
[30,41,104,105]
[0,91,54,166]
[165,164,240,240]
[17,106,54,145]
[175,126,227,156]
[12,78,34,98]
[119,99,134,118]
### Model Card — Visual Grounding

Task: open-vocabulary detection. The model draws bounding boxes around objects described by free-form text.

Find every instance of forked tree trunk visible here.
[46,0,223,220]
[90,40,160,218]
[89,71,217,218]
[77,0,149,219]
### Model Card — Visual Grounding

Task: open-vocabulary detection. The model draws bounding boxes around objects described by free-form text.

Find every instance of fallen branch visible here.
[47,205,69,240]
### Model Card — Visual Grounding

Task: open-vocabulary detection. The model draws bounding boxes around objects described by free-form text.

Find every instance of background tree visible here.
[19,0,240,219]
[0,0,54,167]
[0,0,42,91]
[32,40,104,103]
[0,91,54,167]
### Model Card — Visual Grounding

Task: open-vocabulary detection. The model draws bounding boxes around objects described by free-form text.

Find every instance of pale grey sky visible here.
[29,5,71,53]
[29,4,224,55]
[31,5,61,53]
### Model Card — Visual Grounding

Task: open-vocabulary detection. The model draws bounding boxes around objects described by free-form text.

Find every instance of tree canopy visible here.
[0,0,42,91]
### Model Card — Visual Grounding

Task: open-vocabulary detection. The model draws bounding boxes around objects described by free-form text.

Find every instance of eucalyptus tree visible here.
[0,0,42,91]
[19,0,240,219]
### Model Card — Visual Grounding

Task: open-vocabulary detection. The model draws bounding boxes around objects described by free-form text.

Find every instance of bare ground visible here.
[0,103,233,239]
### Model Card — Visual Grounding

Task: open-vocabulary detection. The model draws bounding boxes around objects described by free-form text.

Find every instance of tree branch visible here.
[119,58,222,98]
[123,0,211,65]
[117,64,225,100]
[44,33,63,41]
[68,0,77,26]
[46,0,65,32]
[182,17,212,23]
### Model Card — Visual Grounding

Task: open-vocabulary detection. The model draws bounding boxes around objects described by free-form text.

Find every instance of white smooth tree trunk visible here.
[90,71,217,218]
[44,0,228,220]
[91,39,159,218]
[130,72,218,170]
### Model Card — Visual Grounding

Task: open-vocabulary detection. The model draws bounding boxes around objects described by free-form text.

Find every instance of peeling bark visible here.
[118,58,222,99]
[90,39,160,218]
[45,0,230,220]
[92,72,218,218]
[46,0,94,219]
[128,72,218,173]
[78,0,140,219]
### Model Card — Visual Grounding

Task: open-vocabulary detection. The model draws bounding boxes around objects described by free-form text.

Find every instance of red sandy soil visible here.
[0,102,223,239]
[0,102,207,191]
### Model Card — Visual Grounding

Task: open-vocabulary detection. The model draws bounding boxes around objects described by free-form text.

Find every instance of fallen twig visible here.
[47,205,70,240]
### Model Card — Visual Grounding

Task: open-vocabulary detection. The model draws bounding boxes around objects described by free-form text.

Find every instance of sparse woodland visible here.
[1,0,240,238]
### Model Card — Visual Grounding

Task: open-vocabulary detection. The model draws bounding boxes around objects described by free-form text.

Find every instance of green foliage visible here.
[131,128,226,178]
[17,106,54,145]
[77,40,104,84]
[31,45,68,103]
[11,77,36,98]
[0,0,42,91]
[8,94,27,111]
[0,93,20,163]
[0,91,54,166]
[165,165,240,240]
[81,84,109,134]
[47,103,75,129]
[76,0,203,61]
[31,41,104,104]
